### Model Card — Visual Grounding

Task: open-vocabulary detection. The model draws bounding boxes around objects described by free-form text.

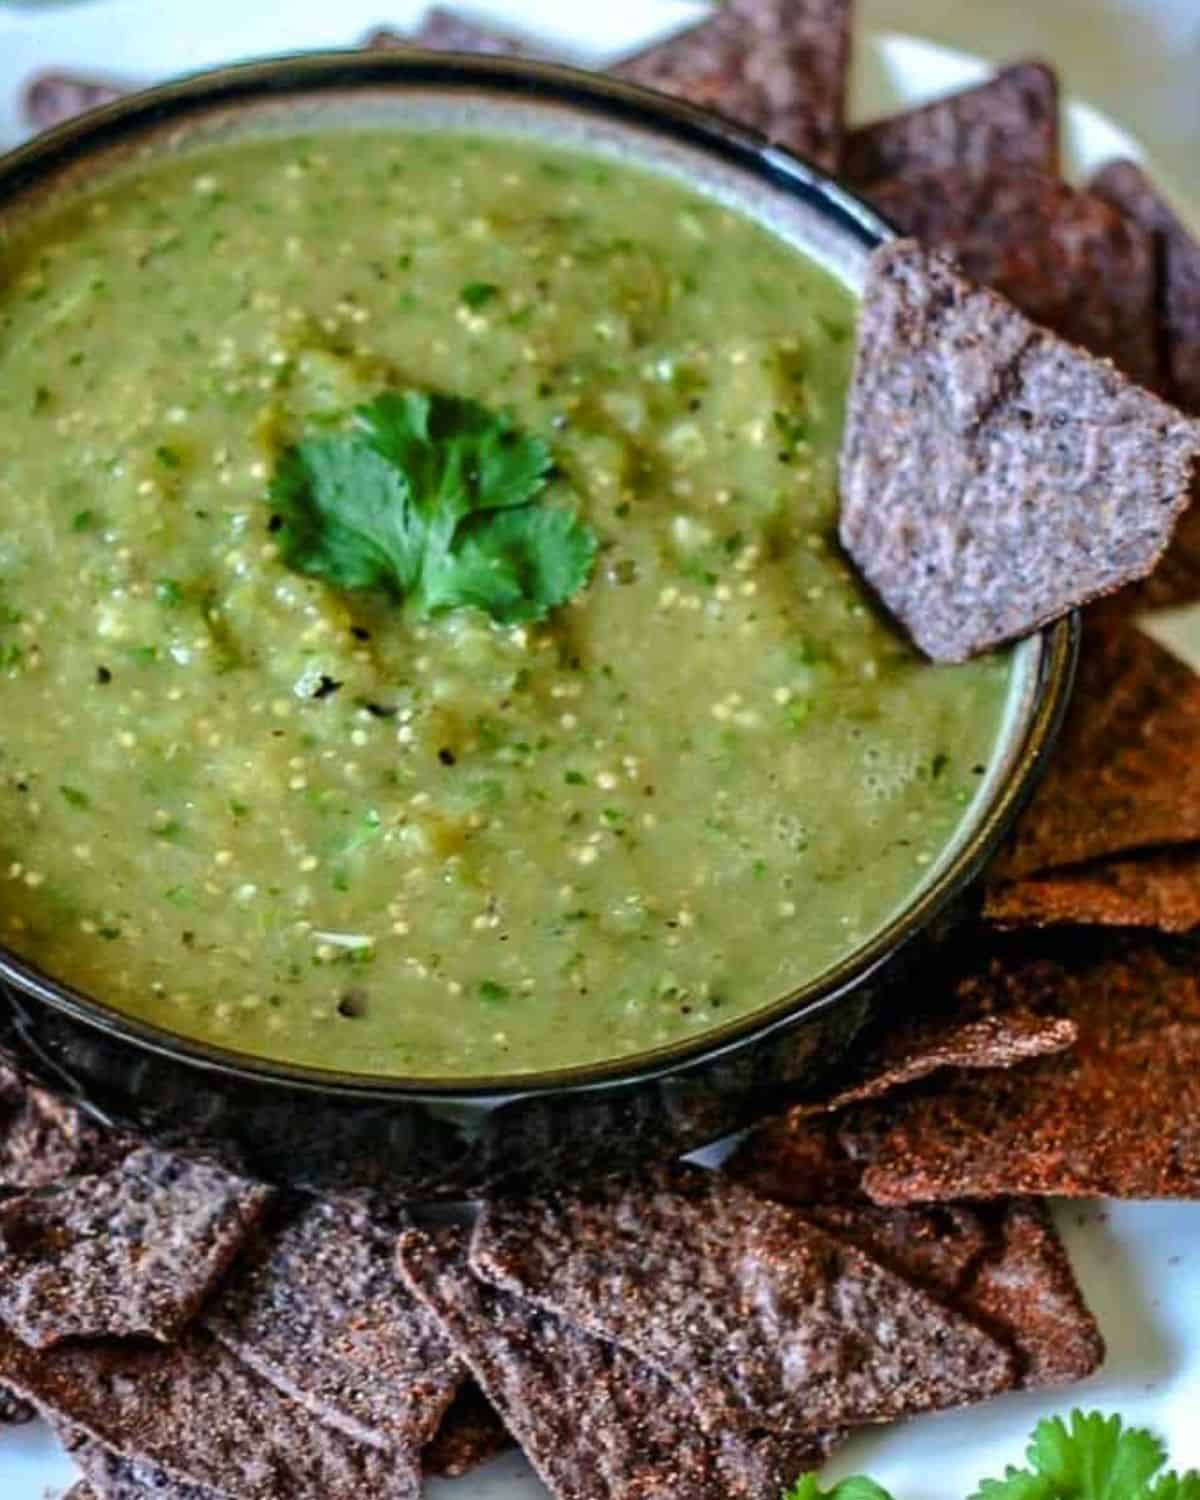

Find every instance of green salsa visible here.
[0,129,1011,1077]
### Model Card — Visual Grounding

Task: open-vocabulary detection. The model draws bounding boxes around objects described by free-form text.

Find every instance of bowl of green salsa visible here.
[0,50,1074,1195]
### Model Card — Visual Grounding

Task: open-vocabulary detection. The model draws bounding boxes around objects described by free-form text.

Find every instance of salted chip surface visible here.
[804,1198,1103,1388]
[206,1195,463,1453]
[0,1147,270,1348]
[996,619,1200,877]
[845,62,1058,188]
[987,847,1200,932]
[839,935,1200,1202]
[422,1379,513,1478]
[471,1164,1013,1439]
[398,1227,831,1500]
[615,0,851,171]
[1093,159,1200,412]
[866,169,1160,387]
[839,241,1200,661]
[0,1325,417,1500]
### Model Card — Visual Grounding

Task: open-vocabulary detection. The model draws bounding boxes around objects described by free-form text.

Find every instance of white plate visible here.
[0,8,1198,1497]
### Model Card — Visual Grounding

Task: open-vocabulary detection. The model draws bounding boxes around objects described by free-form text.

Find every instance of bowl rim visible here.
[0,46,1080,1101]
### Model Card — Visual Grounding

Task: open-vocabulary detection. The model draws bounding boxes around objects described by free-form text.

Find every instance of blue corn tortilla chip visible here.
[470,1163,1015,1441]
[1092,159,1200,414]
[845,62,1059,188]
[837,935,1200,1203]
[993,618,1200,878]
[0,1325,418,1500]
[365,9,554,59]
[866,168,1160,387]
[840,241,1200,661]
[205,1195,464,1455]
[399,1225,836,1500]
[614,0,852,171]
[0,1147,270,1347]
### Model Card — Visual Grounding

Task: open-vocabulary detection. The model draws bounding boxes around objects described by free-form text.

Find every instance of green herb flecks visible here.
[269,391,596,626]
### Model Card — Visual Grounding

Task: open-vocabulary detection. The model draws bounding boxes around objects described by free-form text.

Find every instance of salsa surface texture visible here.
[0,129,1011,1076]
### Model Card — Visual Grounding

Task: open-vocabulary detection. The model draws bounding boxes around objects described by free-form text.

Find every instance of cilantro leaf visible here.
[784,1474,896,1500]
[270,391,595,624]
[779,1413,1200,1500]
[970,1413,1181,1500]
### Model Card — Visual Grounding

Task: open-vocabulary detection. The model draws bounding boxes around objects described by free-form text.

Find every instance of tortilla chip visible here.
[0,1148,270,1348]
[61,1425,222,1499]
[839,241,1200,662]
[0,1065,127,1191]
[22,71,129,133]
[838,934,1200,1202]
[422,1379,513,1478]
[845,62,1058,189]
[805,1004,1076,1116]
[802,1199,1103,1388]
[399,1226,834,1500]
[0,1325,417,1500]
[1092,159,1200,413]
[206,1195,462,1455]
[997,618,1200,877]
[987,846,1200,931]
[365,8,553,58]
[614,0,851,171]
[471,1164,1014,1441]
[866,169,1159,386]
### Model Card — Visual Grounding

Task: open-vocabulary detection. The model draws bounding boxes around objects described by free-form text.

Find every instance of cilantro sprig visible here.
[783,1413,1200,1500]
[269,391,596,625]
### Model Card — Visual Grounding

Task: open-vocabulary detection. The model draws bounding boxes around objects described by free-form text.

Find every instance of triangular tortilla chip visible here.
[615,0,851,171]
[840,241,1200,661]
[206,1195,463,1455]
[0,1148,270,1347]
[866,169,1160,387]
[471,1164,1014,1440]
[399,1226,833,1500]
[839,935,1200,1202]
[997,618,1200,877]
[845,62,1059,188]
[987,846,1200,931]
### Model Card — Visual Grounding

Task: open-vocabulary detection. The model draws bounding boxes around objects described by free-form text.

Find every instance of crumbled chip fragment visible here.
[0,1147,270,1347]
[996,619,1200,877]
[839,241,1200,661]
[615,0,852,171]
[987,847,1200,931]
[399,1226,834,1500]
[206,1195,463,1453]
[845,62,1058,188]
[838,935,1200,1202]
[867,168,1160,386]
[471,1163,1014,1440]
[0,1325,418,1500]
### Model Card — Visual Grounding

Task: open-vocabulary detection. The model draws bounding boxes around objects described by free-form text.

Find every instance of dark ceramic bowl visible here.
[0,50,1078,1198]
